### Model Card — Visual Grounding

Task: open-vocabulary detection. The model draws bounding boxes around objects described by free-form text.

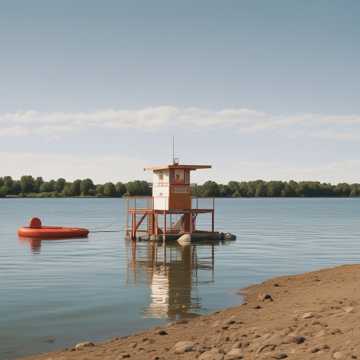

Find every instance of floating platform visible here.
[126,230,236,243]
[18,217,89,239]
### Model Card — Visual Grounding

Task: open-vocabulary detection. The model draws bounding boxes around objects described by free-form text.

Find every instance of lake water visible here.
[2,198,360,359]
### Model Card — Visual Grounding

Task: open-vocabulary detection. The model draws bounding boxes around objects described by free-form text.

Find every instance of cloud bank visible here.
[1,106,360,140]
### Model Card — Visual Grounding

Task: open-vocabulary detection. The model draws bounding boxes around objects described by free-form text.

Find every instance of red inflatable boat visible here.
[18,217,89,239]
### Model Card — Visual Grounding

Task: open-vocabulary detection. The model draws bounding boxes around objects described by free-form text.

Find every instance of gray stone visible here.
[224,348,243,359]
[74,341,95,350]
[258,293,274,302]
[273,354,288,359]
[199,348,224,360]
[173,341,195,354]
[291,335,306,344]
[157,329,168,336]
[302,312,314,319]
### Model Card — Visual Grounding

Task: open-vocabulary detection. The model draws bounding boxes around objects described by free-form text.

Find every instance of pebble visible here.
[258,293,274,302]
[343,306,354,313]
[199,348,224,360]
[273,353,288,359]
[74,341,95,350]
[291,335,306,344]
[157,330,168,336]
[224,348,243,359]
[224,316,238,325]
[117,354,130,359]
[310,347,321,353]
[173,341,195,354]
[333,352,345,359]
[302,312,314,319]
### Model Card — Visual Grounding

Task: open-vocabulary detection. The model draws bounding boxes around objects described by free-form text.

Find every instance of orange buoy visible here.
[18,217,89,239]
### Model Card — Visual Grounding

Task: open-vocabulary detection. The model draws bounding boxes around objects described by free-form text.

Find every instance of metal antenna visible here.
[172,135,175,164]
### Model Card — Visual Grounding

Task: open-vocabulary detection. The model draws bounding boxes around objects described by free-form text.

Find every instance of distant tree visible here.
[191,184,202,197]
[62,183,74,196]
[96,184,104,196]
[267,181,284,197]
[201,181,220,197]
[34,177,44,193]
[12,181,21,195]
[281,182,297,197]
[103,182,116,197]
[40,182,54,193]
[55,178,66,193]
[3,176,13,189]
[0,186,9,197]
[125,181,151,196]
[218,184,230,197]
[255,181,267,197]
[227,181,240,197]
[115,182,127,197]
[71,180,81,196]
[80,178,95,196]
[20,175,35,194]
[350,184,360,197]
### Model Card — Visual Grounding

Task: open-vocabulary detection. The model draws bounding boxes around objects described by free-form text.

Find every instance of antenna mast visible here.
[172,135,175,164]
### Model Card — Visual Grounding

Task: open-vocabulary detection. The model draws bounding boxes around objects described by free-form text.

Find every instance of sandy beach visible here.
[21,264,360,360]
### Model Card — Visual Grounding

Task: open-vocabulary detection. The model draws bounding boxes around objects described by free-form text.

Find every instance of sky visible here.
[1,0,360,184]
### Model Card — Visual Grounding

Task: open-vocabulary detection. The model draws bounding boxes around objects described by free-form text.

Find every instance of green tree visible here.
[255,181,267,197]
[103,182,116,197]
[80,178,95,196]
[115,182,127,197]
[3,176,13,189]
[34,177,44,193]
[126,181,151,196]
[55,178,66,193]
[267,181,284,197]
[227,181,240,197]
[62,183,74,196]
[0,186,9,197]
[96,184,104,196]
[20,176,35,194]
[201,181,220,197]
[40,182,54,193]
[71,180,81,196]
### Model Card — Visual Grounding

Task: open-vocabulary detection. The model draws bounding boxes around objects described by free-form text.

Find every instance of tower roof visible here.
[144,164,211,172]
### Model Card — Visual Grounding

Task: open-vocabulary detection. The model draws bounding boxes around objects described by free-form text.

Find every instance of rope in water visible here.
[88,220,124,233]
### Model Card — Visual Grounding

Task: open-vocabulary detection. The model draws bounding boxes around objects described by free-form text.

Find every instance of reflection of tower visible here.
[126,241,216,320]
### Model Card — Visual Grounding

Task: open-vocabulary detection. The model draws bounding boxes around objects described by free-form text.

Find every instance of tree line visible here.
[1,176,360,198]
[0,176,151,198]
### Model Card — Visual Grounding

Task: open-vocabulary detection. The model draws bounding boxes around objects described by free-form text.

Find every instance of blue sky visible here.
[1,0,360,183]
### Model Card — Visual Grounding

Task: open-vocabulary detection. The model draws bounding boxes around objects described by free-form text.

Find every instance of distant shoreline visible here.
[2,176,360,198]
[1,195,360,199]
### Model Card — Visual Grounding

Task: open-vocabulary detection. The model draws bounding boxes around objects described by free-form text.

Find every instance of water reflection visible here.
[126,241,217,320]
[19,238,42,254]
[19,237,88,254]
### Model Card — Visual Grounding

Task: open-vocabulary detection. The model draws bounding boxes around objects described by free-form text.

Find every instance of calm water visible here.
[2,198,360,359]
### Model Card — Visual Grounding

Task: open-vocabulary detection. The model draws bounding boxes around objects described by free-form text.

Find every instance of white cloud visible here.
[1,107,360,139]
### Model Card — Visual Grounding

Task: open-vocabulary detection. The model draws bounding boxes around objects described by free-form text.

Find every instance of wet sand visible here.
[22,264,360,360]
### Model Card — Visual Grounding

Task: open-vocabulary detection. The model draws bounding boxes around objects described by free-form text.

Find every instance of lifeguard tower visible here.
[125,160,220,242]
